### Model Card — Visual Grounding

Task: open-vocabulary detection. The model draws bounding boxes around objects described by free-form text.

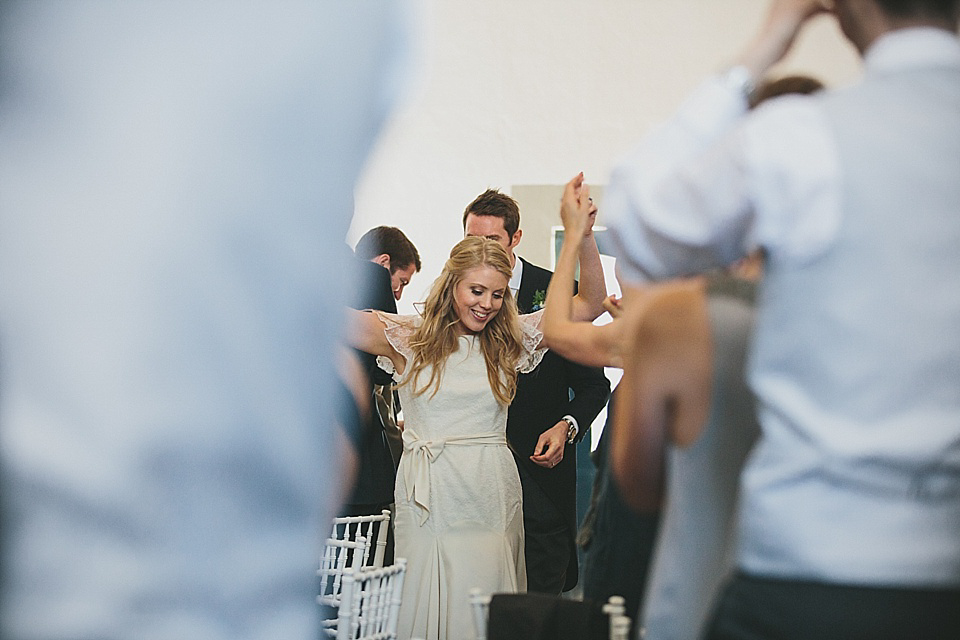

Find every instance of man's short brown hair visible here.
[355,226,421,273]
[462,189,521,238]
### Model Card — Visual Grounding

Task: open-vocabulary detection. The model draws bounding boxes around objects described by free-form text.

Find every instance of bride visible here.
[346,174,604,640]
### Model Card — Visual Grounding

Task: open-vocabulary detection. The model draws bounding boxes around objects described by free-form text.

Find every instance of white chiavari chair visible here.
[319,535,370,636]
[332,558,407,640]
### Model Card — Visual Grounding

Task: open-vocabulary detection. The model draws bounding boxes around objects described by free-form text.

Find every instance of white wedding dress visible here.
[376,311,545,640]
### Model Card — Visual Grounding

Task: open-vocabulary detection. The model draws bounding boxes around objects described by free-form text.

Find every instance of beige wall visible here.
[351,0,862,314]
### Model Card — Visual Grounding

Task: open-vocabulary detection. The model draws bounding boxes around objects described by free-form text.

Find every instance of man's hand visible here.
[530,421,569,469]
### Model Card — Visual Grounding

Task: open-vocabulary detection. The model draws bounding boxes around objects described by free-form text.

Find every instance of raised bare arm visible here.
[562,173,607,323]
[542,174,619,364]
[343,308,405,374]
[736,0,831,85]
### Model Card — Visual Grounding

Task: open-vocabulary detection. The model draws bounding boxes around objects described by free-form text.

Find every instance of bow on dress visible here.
[401,427,507,525]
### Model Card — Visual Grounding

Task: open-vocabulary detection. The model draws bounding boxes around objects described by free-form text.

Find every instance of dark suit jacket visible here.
[511,257,611,591]
[345,256,398,507]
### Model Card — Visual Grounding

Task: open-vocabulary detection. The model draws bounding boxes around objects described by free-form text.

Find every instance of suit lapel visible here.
[515,257,534,314]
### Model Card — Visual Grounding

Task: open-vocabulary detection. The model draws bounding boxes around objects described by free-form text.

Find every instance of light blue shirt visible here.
[605,27,960,587]
[0,2,410,637]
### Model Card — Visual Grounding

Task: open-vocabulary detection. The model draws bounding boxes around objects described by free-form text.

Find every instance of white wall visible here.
[351,0,862,314]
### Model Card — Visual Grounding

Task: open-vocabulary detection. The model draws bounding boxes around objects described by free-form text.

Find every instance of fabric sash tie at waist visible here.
[401,428,507,525]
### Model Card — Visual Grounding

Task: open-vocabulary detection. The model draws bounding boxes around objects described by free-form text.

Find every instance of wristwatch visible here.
[562,416,578,445]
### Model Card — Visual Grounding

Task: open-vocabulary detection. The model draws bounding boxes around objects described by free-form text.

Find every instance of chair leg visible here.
[372,509,390,567]
[610,614,632,640]
[603,596,631,640]
[469,588,491,640]
[336,572,357,640]
[387,559,407,634]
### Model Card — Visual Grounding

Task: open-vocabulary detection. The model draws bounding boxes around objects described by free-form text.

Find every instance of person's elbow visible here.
[612,452,663,514]
[538,318,564,354]
[541,325,610,368]
[570,296,605,323]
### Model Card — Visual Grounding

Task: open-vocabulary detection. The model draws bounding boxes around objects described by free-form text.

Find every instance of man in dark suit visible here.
[343,227,421,563]
[463,189,610,594]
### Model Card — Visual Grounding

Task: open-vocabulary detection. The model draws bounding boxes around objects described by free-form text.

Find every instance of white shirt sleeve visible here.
[605,75,842,284]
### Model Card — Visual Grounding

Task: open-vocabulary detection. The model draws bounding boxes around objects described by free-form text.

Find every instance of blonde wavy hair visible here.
[403,236,524,406]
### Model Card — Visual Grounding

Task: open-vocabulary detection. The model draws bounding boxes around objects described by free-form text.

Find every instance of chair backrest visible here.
[335,558,407,640]
[470,589,632,640]
[319,536,370,609]
[330,510,391,568]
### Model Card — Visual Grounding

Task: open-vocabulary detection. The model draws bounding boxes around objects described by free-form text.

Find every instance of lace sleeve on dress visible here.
[373,311,417,381]
[517,309,547,374]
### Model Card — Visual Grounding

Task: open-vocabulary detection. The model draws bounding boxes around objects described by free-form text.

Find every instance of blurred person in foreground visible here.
[0,1,411,638]
[571,74,823,637]
[603,0,960,637]
[543,196,762,640]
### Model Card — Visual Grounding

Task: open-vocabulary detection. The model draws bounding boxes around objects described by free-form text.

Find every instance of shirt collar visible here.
[509,255,523,293]
[864,27,960,74]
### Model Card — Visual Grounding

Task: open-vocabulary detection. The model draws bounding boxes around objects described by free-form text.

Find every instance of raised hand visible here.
[602,294,624,319]
[737,0,832,81]
[560,172,594,239]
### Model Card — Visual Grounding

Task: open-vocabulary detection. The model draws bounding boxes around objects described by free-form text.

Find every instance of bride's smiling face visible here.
[452,264,508,335]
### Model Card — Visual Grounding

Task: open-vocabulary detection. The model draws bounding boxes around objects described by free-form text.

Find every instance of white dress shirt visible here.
[509,254,524,296]
[605,28,960,587]
[605,29,960,588]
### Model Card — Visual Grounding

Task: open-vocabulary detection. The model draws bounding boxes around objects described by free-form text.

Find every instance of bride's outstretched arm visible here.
[343,308,403,369]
